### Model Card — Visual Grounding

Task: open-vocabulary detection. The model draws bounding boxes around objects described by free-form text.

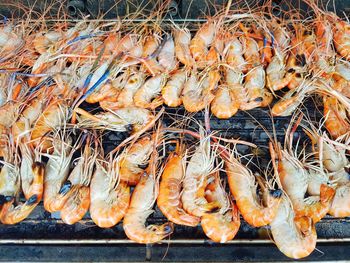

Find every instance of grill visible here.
[1,0,350,261]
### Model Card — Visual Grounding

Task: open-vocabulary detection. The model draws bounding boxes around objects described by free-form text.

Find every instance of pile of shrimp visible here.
[1,0,350,259]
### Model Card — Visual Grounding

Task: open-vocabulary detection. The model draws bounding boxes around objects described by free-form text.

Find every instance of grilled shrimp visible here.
[134,74,167,109]
[0,140,42,224]
[31,98,71,150]
[43,134,77,213]
[90,156,130,228]
[270,121,335,223]
[119,135,155,186]
[174,27,194,67]
[182,70,220,113]
[162,70,187,107]
[157,145,200,227]
[270,196,317,259]
[181,135,220,217]
[60,141,97,225]
[140,34,164,75]
[201,173,240,243]
[19,142,44,201]
[0,23,24,62]
[107,72,145,109]
[123,150,174,244]
[75,107,154,133]
[333,20,350,60]
[158,35,176,71]
[190,21,216,68]
[323,96,350,139]
[225,156,282,227]
[224,37,246,73]
[211,84,239,119]
[244,65,272,107]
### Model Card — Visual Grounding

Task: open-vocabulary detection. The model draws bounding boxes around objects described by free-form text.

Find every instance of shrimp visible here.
[225,156,282,227]
[181,135,220,217]
[182,70,220,113]
[173,27,194,67]
[270,122,335,223]
[85,81,121,104]
[190,21,216,68]
[0,23,24,62]
[270,196,317,259]
[211,84,239,119]
[323,96,350,139]
[19,142,44,201]
[33,31,63,54]
[31,97,71,150]
[158,35,176,71]
[140,34,164,75]
[123,149,174,244]
[90,158,130,228]
[244,65,272,106]
[106,71,145,109]
[75,107,154,133]
[224,68,246,111]
[134,74,167,109]
[201,173,240,243]
[119,135,155,186]
[0,140,42,224]
[224,37,246,73]
[157,144,200,227]
[43,133,78,213]
[333,20,350,60]
[60,140,97,225]
[162,70,187,107]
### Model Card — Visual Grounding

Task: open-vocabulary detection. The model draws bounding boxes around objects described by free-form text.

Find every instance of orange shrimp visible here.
[270,196,317,259]
[157,144,200,227]
[181,135,220,217]
[225,156,282,227]
[333,20,350,60]
[323,96,350,139]
[182,70,220,113]
[85,81,121,104]
[134,74,167,109]
[201,173,240,243]
[190,21,216,68]
[140,34,164,75]
[162,70,187,107]
[123,148,173,244]
[43,133,78,213]
[119,135,155,186]
[211,84,239,119]
[224,37,247,73]
[60,141,97,225]
[90,158,130,228]
[173,27,194,67]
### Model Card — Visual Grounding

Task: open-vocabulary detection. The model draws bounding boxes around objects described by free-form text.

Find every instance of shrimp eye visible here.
[125,124,133,132]
[4,195,14,202]
[303,30,312,36]
[269,189,282,198]
[296,54,306,66]
[287,68,295,73]
[27,195,38,205]
[164,224,173,233]
[254,97,263,102]
[59,181,72,195]
[138,163,148,169]
[295,73,302,78]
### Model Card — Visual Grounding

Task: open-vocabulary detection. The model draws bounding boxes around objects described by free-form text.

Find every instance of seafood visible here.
[157,144,200,227]
[181,135,220,217]
[90,157,130,228]
[174,27,194,67]
[123,148,174,243]
[225,156,282,227]
[162,70,187,107]
[182,70,220,113]
[270,197,317,259]
[201,173,240,243]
